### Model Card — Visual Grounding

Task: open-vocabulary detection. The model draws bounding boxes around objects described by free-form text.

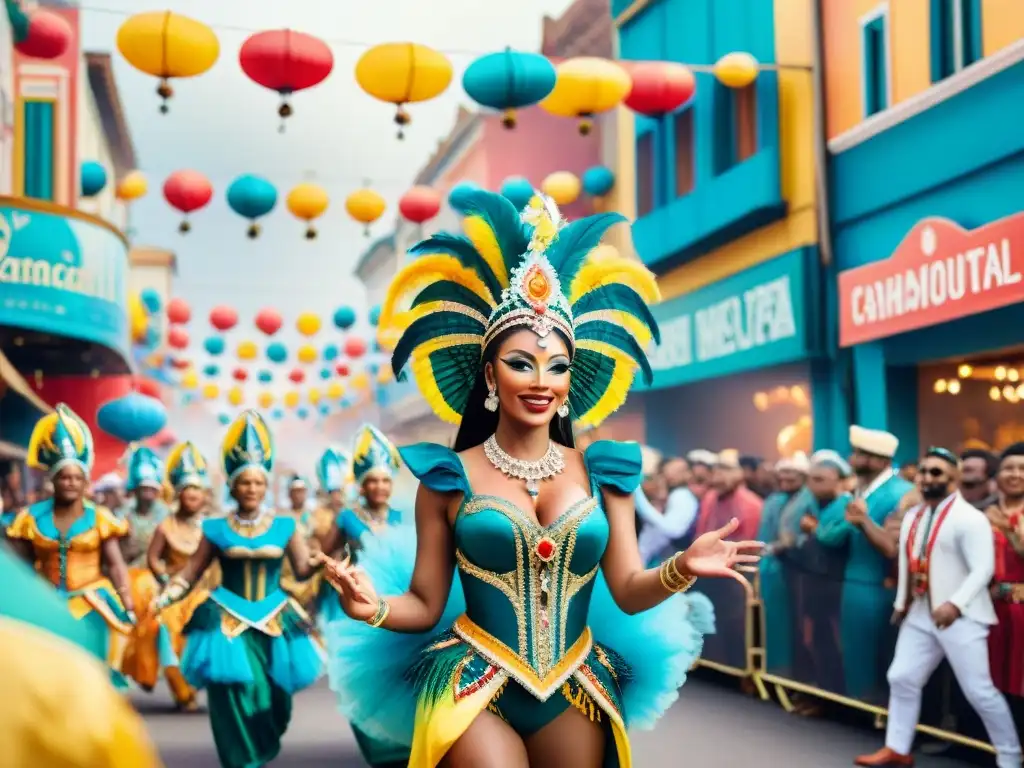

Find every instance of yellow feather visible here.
[574,340,641,428]
[354,427,374,460]
[164,442,187,482]
[221,412,273,467]
[462,216,509,288]
[26,407,89,471]
[26,413,58,470]
[569,256,661,306]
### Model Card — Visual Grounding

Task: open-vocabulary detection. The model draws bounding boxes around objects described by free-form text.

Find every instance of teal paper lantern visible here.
[332,306,356,330]
[500,176,534,211]
[258,369,273,383]
[218,413,231,426]
[140,288,162,314]
[203,363,219,377]
[80,160,107,197]
[582,165,616,197]
[204,336,225,356]
[323,343,339,361]
[462,49,557,129]
[226,174,278,239]
[266,342,288,363]
[319,367,332,380]
[97,393,167,442]
[368,304,381,326]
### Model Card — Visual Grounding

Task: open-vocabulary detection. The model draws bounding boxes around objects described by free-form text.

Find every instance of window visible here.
[636,131,654,217]
[735,85,758,162]
[673,110,694,197]
[931,0,983,82]
[711,81,734,175]
[23,100,55,200]
[861,8,890,117]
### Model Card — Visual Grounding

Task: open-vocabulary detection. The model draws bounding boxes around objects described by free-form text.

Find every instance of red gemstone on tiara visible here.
[536,537,555,562]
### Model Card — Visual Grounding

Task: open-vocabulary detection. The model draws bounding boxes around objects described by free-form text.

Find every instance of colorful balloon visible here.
[226,174,278,238]
[332,306,356,330]
[296,312,321,337]
[335,363,350,377]
[257,369,273,384]
[210,305,238,331]
[540,57,632,135]
[288,368,305,384]
[167,326,189,350]
[255,308,283,336]
[344,337,367,359]
[227,386,244,406]
[203,364,219,377]
[307,387,321,404]
[202,383,220,400]
[80,161,107,197]
[203,336,225,356]
[96,393,167,442]
[266,342,288,363]
[322,343,339,361]
[623,61,696,116]
[284,391,300,408]
[398,186,441,225]
[271,408,284,420]
[326,381,344,399]
[167,297,191,324]
[116,170,148,202]
[237,340,258,361]
[239,29,334,128]
[297,407,309,419]
[217,413,231,425]
[714,52,759,89]
[140,288,162,314]
[258,391,274,409]
[180,370,198,389]
[319,367,332,380]
[541,171,581,206]
[582,166,615,197]
[232,367,248,382]
[16,9,72,60]
[368,305,382,326]
[297,344,317,364]
[163,169,214,233]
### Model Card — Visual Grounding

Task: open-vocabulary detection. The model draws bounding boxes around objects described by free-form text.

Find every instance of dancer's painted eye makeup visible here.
[500,352,535,373]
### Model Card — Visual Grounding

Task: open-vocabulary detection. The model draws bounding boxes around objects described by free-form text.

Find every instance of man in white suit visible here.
[855,446,1021,767]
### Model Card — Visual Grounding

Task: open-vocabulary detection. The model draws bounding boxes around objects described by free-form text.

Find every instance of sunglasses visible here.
[917,467,946,478]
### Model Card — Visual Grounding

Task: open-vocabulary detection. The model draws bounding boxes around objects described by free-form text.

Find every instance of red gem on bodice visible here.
[536,537,555,562]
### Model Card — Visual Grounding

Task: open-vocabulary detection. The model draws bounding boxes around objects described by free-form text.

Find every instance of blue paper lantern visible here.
[144,326,161,349]
[218,413,231,426]
[271,408,284,420]
[448,182,482,210]
[332,306,356,330]
[181,392,194,405]
[323,343,339,361]
[368,304,382,327]
[140,288,162,314]
[582,165,616,197]
[297,407,309,420]
[266,341,288,363]
[500,176,535,211]
[97,393,167,442]
[258,369,273,384]
[462,49,557,128]
[319,367,332,380]
[318,404,330,416]
[367,362,380,375]
[340,397,353,409]
[80,161,107,198]
[203,363,220,377]
[204,336,226,356]
[226,174,278,238]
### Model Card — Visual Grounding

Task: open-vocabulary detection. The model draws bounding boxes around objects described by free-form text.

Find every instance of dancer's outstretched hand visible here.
[316,552,378,622]
[682,517,763,586]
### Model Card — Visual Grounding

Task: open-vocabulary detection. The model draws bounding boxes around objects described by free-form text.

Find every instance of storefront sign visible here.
[641,249,808,390]
[0,200,129,359]
[839,213,1024,347]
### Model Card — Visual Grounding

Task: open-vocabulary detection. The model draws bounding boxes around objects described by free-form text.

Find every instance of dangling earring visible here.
[557,400,569,419]
[485,386,499,413]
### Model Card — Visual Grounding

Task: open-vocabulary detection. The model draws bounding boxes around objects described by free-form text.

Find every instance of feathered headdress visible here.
[27,404,94,478]
[221,410,274,484]
[316,447,351,492]
[378,189,660,427]
[351,424,400,485]
[165,441,209,492]
[125,445,164,492]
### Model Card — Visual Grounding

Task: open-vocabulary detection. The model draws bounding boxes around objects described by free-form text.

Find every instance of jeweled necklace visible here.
[231,507,269,528]
[483,435,565,501]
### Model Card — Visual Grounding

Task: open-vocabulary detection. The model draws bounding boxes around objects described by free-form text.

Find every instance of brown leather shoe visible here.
[854,747,914,766]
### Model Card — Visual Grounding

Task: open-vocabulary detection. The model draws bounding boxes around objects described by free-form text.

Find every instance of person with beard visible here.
[635,455,700,565]
[818,426,914,703]
[686,449,716,498]
[856,447,1020,768]
[961,449,998,511]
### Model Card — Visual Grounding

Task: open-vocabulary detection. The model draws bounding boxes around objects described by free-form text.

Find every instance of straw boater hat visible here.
[849,425,899,458]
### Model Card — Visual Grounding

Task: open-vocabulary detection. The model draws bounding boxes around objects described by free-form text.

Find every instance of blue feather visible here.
[545,212,627,281]
[450,190,531,275]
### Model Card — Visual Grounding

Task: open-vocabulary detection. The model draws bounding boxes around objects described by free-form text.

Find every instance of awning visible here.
[0,439,26,460]
[0,349,53,415]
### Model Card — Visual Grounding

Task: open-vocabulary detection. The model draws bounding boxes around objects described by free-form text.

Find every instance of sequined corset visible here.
[34,527,105,592]
[202,513,294,602]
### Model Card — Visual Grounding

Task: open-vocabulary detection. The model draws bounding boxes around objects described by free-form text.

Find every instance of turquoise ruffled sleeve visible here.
[337,509,371,540]
[584,440,644,494]
[398,443,470,496]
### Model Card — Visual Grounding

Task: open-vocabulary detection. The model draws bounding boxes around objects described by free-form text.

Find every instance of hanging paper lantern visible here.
[202,364,220,377]
[355,43,453,139]
[500,176,534,211]
[80,161,107,198]
[332,306,356,330]
[232,367,249,382]
[140,288,162,314]
[322,343,339,362]
[167,297,191,324]
[128,293,148,343]
[540,57,632,135]
[541,172,581,206]
[180,370,199,389]
[209,305,239,332]
[462,49,557,129]
[335,363,350,377]
[258,391,274,409]
[285,183,330,239]
[623,61,696,117]
[326,381,344,399]
[227,386,245,407]
[714,52,759,89]
[167,326,189,350]
[237,341,258,361]
[271,408,284,420]
[116,11,220,113]
[344,337,367,359]
[15,9,72,60]
[351,372,370,390]
[345,188,386,237]
[163,170,213,233]
[308,387,321,405]
[142,327,161,350]
[255,308,283,336]
[284,391,300,409]
[296,312,321,337]
[318,404,330,417]
[319,367,332,381]
[288,368,305,384]
[266,342,288,363]
[239,29,334,130]
[257,369,273,384]
[203,336,225,356]
[297,344,317,364]
[217,413,231,426]
[202,383,220,400]
[582,166,615,197]
[368,305,382,326]
[170,358,192,370]
[377,366,394,385]
[297,407,309,420]
[398,186,441,225]
[116,170,148,202]
[97,393,167,442]
[227,174,278,239]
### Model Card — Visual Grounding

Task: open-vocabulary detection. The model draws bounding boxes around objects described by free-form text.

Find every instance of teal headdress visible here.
[378,189,660,427]
[126,446,164,491]
[221,410,275,484]
[27,404,94,478]
[316,447,351,492]
[165,441,210,491]
[351,425,400,485]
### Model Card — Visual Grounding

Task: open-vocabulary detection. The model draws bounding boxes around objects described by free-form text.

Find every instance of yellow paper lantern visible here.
[227,386,244,407]
[714,52,759,89]
[351,371,370,390]
[326,381,344,399]
[257,391,274,409]
[541,172,582,207]
[237,340,258,361]
[376,366,394,384]
[297,344,317,364]
[116,11,220,113]
[117,171,148,202]
[355,43,453,138]
[296,313,321,337]
[128,292,148,342]
[202,383,219,400]
[286,183,330,240]
[308,387,321,405]
[345,189,386,236]
[284,391,300,409]
[539,57,632,135]
[180,370,198,390]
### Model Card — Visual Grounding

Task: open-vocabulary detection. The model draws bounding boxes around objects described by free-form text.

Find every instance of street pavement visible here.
[139,678,980,767]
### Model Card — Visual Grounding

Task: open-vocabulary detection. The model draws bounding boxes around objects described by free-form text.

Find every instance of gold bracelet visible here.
[660,552,697,594]
[367,598,390,628]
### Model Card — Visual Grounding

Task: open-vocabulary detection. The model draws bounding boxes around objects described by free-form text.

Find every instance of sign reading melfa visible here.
[0,200,129,358]
[839,214,1024,347]
[641,248,809,390]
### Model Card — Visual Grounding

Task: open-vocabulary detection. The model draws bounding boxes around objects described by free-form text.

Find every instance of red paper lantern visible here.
[288,368,305,384]
[255,308,283,336]
[399,186,442,224]
[135,377,163,399]
[334,363,350,377]
[624,62,696,117]
[170,358,192,370]
[15,10,72,60]
[344,337,367,359]
[167,326,190,350]
[166,297,191,324]
[232,368,249,382]
[239,29,334,128]
[163,170,213,233]
[210,305,239,332]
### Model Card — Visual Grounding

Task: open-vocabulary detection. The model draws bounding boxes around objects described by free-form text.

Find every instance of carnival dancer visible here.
[309,446,354,623]
[319,190,752,768]
[5,404,136,686]
[855,447,1021,768]
[152,410,324,768]
[280,473,322,612]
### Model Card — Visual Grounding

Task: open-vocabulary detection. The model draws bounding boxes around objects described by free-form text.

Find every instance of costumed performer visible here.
[280,473,323,612]
[319,190,756,768]
[311,446,355,623]
[152,410,324,768]
[5,404,136,687]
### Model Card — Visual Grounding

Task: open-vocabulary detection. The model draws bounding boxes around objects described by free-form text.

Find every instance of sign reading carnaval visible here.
[0,200,129,358]
[839,214,1024,347]
[640,249,808,390]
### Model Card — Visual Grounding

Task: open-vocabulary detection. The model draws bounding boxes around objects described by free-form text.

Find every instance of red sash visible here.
[905,496,955,598]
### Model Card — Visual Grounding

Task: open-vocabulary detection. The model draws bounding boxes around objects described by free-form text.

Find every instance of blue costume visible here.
[757,489,801,675]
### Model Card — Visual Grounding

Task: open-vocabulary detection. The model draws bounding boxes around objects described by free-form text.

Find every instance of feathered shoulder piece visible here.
[378,189,660,427]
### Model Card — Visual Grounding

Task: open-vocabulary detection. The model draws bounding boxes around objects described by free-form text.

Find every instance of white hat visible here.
[811,449,853,477]
[776,451,810,473]
[686,449,718,467]
[714,449,741,469]
[849,425,899,459]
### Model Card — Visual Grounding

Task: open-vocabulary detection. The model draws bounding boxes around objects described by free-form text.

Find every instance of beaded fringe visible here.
[562,681,602,723]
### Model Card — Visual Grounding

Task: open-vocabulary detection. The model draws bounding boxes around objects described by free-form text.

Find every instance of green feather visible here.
[391,313,485,378]
[575,320,653,384]
[571,284,661,345]
[569,347,616,416]
[546,213,627,281]
[410,232,503,301]
[429,344,482,415]
[451,190,531,275]
[407,631,471,707]
[412,281,493,317]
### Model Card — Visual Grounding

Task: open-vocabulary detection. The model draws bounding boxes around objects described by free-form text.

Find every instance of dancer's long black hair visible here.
[452,327,576,452]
